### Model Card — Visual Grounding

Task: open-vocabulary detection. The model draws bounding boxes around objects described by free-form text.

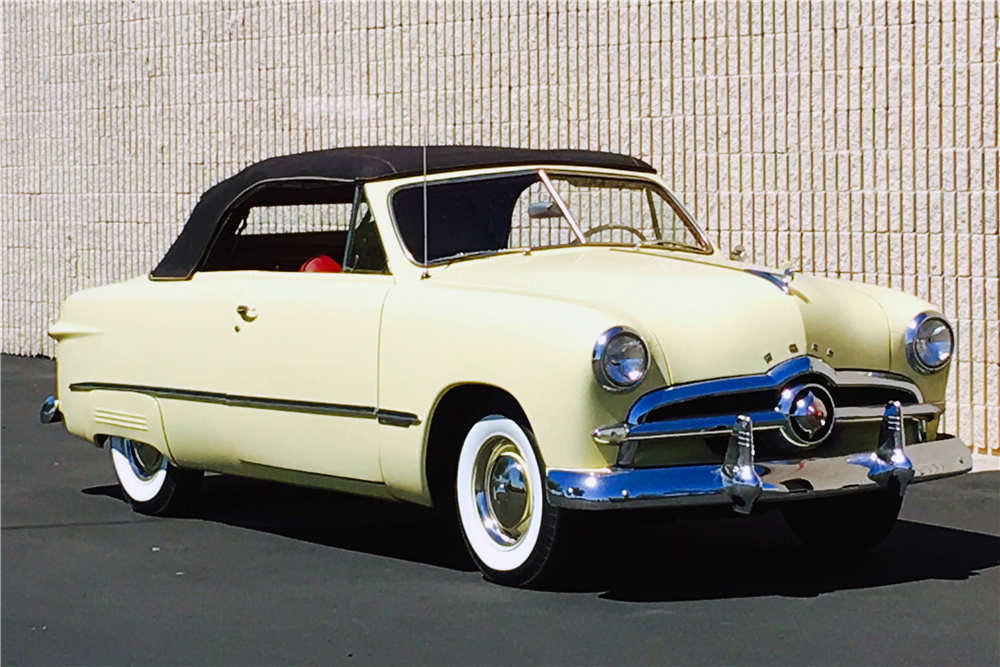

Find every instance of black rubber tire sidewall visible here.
[128,463,203,516]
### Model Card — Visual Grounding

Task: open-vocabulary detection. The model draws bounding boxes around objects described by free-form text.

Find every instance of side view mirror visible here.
[528,201,564,219]
[730,244,748,262]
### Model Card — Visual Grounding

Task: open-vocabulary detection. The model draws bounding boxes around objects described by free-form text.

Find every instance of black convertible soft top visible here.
[151,146,655,279]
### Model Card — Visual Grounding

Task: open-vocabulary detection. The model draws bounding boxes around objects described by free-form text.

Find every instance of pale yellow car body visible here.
[50,165,951,507]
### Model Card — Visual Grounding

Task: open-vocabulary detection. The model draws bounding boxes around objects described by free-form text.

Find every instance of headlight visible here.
[905,312,954,374]
[593,327,649,392]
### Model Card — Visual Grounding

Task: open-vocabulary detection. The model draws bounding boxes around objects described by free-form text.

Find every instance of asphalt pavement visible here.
[3,354,999,666]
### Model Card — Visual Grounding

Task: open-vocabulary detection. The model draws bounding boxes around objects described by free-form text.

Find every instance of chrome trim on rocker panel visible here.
[69,382,421,427]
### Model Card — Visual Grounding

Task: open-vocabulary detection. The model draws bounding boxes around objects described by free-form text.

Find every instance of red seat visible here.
[299,255,342,273]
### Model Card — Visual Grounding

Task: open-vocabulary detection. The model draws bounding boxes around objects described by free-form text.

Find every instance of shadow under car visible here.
[83,472,1000,601]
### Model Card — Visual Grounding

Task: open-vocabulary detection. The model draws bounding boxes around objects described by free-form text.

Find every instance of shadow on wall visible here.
[83,473,1000,602]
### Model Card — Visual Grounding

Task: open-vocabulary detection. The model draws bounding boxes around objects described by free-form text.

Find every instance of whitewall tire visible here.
[455,415,561,587]
[108,436,203,516]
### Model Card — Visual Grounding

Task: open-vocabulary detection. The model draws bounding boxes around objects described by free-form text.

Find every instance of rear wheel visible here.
[781,485,903,554]
[109,436,202,516]
[455,415,562,587]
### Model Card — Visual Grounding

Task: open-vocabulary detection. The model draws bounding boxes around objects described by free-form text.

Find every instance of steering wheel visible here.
[583,225,648,242]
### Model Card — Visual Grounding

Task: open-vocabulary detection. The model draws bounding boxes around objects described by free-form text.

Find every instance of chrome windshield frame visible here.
[545,170,713,254]
[385,167,714,269]
[537,169,586,244]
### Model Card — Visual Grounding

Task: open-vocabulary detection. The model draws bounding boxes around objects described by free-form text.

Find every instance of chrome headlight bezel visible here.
[593,326,649,393]
[905,311,954,374]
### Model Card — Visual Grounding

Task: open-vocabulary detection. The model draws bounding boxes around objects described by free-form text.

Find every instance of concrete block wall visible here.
[2,1,997,455]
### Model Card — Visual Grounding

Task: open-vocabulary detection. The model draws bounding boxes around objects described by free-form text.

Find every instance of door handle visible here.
[236,305,258,321]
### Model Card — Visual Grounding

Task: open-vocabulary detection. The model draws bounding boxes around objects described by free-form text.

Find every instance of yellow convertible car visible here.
[41,146,971,587]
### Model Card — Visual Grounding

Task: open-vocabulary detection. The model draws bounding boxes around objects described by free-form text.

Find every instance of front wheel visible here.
[455,415,562,587]
[109,436,203,516]
[781,485,904,554]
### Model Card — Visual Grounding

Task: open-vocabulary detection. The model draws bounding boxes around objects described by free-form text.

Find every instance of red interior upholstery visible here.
[299,255,342,273]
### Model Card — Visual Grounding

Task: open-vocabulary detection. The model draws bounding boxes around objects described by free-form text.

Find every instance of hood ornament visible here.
[780,258,799,286]
[781,265,796,286]
[746,258,800,295]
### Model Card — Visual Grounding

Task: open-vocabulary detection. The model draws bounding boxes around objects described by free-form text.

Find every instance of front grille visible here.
[642,390,779,424]
[640,373,920,427]
[828,384,918,407]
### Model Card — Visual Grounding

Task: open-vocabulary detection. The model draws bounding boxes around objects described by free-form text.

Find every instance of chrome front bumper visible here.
[547,403,972,513]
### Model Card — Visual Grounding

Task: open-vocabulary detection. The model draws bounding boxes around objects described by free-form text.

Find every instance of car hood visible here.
[430,248,891,384]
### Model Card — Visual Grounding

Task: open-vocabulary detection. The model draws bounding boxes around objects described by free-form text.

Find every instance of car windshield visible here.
[391,171,711,265]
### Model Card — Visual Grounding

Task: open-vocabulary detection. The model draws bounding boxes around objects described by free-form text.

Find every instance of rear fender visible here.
[65,389,173,460]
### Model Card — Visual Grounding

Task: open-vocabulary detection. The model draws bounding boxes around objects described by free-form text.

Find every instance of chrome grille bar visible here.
[626,356,921,427]
[593,356,933,446]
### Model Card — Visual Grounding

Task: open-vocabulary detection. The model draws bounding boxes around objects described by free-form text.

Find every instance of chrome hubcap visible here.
[125,438,164,480]
[779,383,836,447]
[792,391,829,437]
[473,436,532,546]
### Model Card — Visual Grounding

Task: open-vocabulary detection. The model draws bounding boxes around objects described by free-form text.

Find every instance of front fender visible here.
[841,280,952,407]
[376,282,667,504]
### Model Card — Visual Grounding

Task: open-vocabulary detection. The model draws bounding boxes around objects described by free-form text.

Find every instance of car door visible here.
[226,199,394,482]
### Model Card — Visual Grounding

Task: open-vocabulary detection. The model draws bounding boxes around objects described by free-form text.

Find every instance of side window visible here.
[239,203,352,236]
[223,203,353,272]
[201,188,390,274]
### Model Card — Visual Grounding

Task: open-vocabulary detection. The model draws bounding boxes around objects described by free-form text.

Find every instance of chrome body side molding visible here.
[68,382,421,428]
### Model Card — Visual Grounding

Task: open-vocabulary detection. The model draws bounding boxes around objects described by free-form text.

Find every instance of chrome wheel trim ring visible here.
[473,436,533,547]
[109,436,169,503]
[456,416,545,572]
